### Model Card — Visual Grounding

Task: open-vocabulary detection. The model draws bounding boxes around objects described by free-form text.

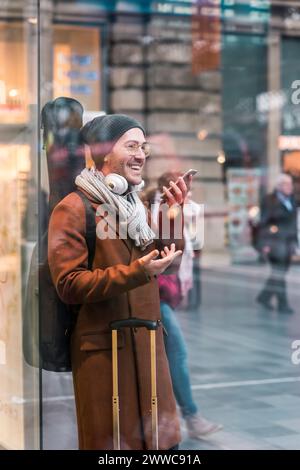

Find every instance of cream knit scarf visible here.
[75,168,155,250]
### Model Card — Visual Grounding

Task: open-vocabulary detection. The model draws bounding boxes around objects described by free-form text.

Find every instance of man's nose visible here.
[135,148,146,160]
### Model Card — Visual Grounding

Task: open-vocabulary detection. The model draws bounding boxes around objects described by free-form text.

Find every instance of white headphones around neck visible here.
[103,173,145,195]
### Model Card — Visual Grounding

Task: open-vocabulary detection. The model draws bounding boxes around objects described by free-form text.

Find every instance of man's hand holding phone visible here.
[161,169,197,207]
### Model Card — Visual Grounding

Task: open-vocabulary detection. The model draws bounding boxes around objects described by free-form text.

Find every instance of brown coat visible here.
[48,190,183,450]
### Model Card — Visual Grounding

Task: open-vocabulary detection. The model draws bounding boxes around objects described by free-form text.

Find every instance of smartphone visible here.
[181,168,198,183]
[161,169,198,200]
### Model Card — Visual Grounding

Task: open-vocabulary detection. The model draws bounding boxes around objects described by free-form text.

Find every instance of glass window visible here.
[0,9,39,450]
[3,0,300,452]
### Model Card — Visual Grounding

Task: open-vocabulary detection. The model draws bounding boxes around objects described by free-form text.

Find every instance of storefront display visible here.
[53,25,101,114]
[0,23,28,124]
[227,168,262,263]
[0,145,32,449]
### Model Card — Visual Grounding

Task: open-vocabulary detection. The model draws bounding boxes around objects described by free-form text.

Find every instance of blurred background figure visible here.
[182,187,203,310]
[156,172,203,310]
[41,97,85,213]
[256,173,298,314]
[142,172,222,440]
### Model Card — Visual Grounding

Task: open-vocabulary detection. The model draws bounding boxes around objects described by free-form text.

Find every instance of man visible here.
[256,173,298,313]
[48,114,190,450]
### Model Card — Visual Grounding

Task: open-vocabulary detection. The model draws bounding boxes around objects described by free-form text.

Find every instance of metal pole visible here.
[150,330,158,450]
[112,329,120,450]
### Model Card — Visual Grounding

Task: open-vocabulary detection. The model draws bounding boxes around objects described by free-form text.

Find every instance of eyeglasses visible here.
[124,142,151,157]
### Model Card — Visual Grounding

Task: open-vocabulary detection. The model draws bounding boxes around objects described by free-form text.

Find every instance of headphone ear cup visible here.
[104,173,128,195]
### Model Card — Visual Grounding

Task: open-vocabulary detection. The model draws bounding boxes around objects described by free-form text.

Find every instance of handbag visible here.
[158,274,182,309]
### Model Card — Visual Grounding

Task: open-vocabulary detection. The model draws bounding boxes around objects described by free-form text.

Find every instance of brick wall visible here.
[109,14,226,251]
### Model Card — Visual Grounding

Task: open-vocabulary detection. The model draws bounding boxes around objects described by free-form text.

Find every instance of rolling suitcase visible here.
[109,317,159,450]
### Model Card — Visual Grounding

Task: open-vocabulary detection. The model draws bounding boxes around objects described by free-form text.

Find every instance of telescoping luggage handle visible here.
[109,317,159,451]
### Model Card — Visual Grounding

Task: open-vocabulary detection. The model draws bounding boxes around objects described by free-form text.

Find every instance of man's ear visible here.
[103,151,113,165]
[84,144,94,168]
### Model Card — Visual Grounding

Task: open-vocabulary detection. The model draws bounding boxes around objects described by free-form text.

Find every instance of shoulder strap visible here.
[74,189,96,270]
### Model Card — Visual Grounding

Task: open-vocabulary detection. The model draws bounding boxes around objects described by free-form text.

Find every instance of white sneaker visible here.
[185,414,223,439]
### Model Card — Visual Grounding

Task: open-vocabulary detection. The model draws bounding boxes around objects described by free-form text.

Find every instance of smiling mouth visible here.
[128,164,143,172]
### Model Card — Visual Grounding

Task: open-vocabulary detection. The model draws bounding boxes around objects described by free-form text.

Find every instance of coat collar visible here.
[274,190,295,212]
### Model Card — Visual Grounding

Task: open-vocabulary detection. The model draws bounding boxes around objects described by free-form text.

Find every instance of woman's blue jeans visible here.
[160,301,198,417]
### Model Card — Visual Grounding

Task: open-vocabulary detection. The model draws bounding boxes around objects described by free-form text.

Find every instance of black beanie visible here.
[81,114,145,156]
